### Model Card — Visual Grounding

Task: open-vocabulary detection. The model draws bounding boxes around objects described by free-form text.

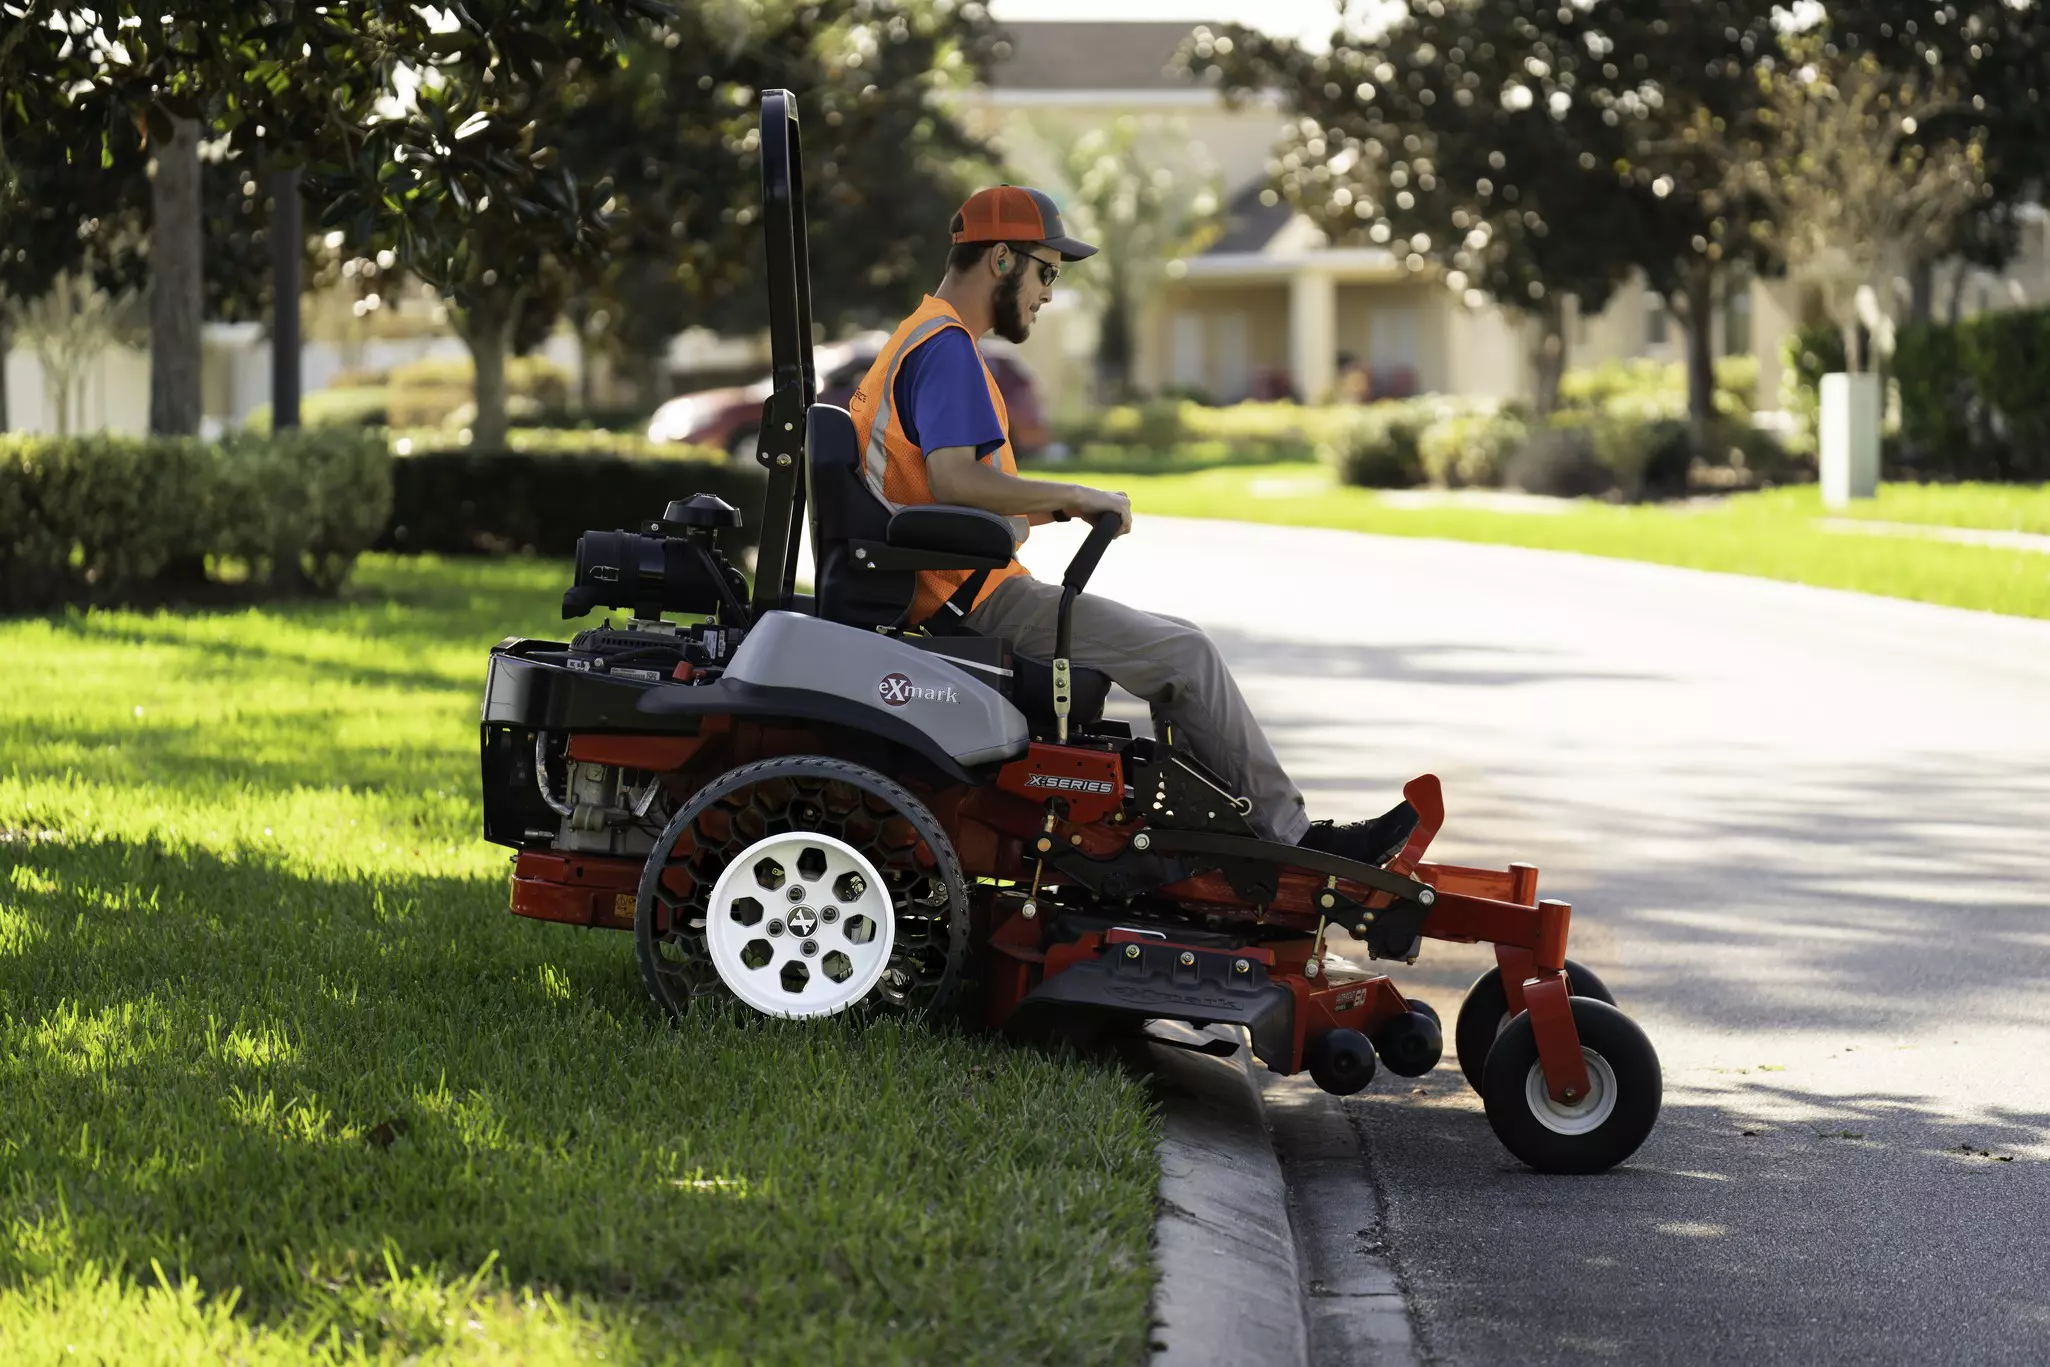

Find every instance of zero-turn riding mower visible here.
[476,91,1662,1174]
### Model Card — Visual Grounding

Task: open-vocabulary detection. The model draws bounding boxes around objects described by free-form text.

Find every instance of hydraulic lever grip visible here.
[1051,510,1118,743]
[1061,511,1123,593]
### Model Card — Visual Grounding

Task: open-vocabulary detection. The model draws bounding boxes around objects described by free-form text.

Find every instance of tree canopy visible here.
[2,0,995,440]
[1191,0,1783,432]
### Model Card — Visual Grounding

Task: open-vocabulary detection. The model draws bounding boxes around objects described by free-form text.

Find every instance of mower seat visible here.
[805,403,1109,735]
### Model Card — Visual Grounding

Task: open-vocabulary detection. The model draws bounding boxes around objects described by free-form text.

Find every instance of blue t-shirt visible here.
[895,328,1007,462]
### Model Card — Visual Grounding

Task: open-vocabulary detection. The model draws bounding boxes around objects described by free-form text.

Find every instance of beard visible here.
[992,264,1032,343]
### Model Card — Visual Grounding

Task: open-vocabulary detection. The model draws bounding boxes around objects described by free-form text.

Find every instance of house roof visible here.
[1205,179,1296,255]
[986,21,1208,92]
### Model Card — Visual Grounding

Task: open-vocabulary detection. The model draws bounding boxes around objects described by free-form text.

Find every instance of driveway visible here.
[1019,514,2050,1366]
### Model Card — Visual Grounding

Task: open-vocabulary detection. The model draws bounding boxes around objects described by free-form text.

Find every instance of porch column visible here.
[1288,268,1337,404]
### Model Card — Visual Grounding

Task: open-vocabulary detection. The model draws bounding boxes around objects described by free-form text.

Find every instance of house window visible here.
[1169,313,1206,394]
[1645,294,1669,347]
[1723,285,1753,355]
[1214,311,1250,402]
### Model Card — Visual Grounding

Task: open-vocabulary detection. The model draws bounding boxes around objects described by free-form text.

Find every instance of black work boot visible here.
[1297,801,1420,868]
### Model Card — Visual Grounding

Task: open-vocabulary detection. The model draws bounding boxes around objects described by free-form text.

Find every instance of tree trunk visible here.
[577,319,599,413]
[270,167,303,431]
[1531,297,1567,417]
[1096,278,1134,404]
[1907,258,1934,327]
[148,115,205,437]
[1945,262,1970,325]
[456,290,521,448]
[1677,261,1717,447]
[43,355,71,438]
[0,315,11,432]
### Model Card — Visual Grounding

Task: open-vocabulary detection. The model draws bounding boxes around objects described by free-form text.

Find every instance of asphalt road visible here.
[1017,514,2050,1366]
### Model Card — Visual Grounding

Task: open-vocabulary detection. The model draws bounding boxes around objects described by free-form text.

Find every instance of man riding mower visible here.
[476,92,1662,1174]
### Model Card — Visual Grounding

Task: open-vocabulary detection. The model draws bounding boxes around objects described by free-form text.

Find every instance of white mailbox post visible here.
[1819,371,1881,506]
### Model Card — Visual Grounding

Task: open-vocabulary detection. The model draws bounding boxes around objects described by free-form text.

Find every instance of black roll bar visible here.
[750,89,816,619]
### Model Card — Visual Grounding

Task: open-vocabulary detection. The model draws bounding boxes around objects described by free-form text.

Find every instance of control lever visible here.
[1050,512,1122,742]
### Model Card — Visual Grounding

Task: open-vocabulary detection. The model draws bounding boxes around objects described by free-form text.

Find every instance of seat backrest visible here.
[805,403,915,629]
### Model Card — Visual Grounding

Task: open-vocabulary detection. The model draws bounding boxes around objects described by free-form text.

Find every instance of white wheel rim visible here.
[703,831,896,1018]
[1523,1049,1619,1135]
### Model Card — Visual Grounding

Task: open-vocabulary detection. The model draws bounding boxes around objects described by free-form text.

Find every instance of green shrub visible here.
[1695,416,1803,488]
[1054,400,1375,469]
[517,404,658,434]
[1503,423,1613,498]
[1954,308,2050,480]
[241,384,391,434]
[1714,355,1760,416]
[1555,356,1757,420]
[1332,398,1450,488]
[1056,440,1317,473]
[1790,308,2050,482]
[213,429,396,592]
[1102,399,1194,450]
[389,426,702,459]
[1889,322,1977,478]
[1593,414,1694,499]
[1780,323,1846,456]
[0,429,390,613]
[1417,410,1528,487]
[387,354,572,429]
[380,446,767,558]
[1505,413,1698,500]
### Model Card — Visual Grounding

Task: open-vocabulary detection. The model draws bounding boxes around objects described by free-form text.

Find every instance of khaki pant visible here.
[965,575,1310,844]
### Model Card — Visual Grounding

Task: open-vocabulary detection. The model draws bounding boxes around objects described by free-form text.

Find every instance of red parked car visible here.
[648,334,1050,460]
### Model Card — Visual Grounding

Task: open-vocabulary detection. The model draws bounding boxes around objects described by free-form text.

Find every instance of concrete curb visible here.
[1257,1071,1422,1367]
[1145,1027,1307,1367]
[1145,1023,1422,1367]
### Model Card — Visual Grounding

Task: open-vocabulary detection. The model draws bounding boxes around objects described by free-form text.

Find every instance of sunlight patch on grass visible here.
[0,555,1160,1365]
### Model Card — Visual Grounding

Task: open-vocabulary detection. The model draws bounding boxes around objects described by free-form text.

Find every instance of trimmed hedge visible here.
[0,428,392,613]
[387,354,572,430]
[1052,399,1356,464]
[241,385,392,434]
[1787,309,2050,480]
[379,446,768,558]
[1942,309,2050,480]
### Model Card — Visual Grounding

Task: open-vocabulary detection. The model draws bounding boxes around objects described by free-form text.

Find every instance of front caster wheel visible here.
[1480,997,1661,1174]
[1454,958,1616,1094]
[1372,1009,1443,1077]
[1307,1028,1378,1096]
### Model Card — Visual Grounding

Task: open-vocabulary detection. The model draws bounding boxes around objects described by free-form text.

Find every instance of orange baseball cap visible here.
[951,185,1097,261]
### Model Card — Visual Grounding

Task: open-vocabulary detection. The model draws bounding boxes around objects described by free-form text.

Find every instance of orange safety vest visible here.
[848,295,1033,626]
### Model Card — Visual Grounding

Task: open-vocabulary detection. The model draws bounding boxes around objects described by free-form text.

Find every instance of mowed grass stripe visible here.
[0,557,1158,1365]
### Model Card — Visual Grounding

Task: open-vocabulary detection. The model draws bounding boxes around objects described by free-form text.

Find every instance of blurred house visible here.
[958,20,1685,410]
[10,23,2050,435]
[960,20,2050,416]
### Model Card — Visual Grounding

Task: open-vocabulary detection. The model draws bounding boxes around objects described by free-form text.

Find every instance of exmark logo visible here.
[878,673,958,707]
[1026,774,1117,795]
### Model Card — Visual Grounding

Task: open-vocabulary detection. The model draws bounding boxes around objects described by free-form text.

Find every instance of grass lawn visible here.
[1038,464,2050,621]
[0,557,1158,1365]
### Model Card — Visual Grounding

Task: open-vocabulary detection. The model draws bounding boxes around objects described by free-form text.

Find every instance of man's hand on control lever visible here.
[1064,485,1132,535]
[926,446,1133,535]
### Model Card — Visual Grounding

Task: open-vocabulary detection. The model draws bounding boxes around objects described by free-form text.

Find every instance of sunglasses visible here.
[1007,248,1061,287]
